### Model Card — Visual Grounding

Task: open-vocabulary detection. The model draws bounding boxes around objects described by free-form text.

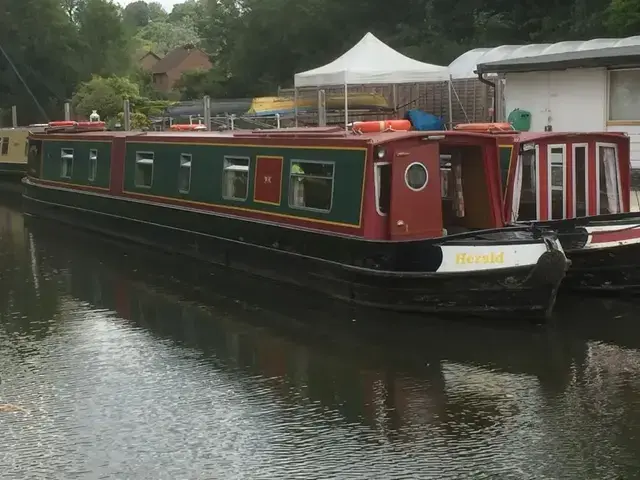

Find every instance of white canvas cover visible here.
[294,32,449,87]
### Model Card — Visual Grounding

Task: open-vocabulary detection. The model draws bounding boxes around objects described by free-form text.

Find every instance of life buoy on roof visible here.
[352,119,412,134]
[169,124,207,131]
[453,122,514,132]
[48,121,77,127]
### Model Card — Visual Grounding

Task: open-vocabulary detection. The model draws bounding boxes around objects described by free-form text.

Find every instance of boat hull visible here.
[23,179,567,320]
[526,214,640,292]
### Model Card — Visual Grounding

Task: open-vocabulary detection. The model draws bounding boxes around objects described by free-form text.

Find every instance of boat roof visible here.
[31,127,500,146]
[515,131,628,142]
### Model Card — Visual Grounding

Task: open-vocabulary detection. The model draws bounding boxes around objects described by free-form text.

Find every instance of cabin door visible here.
[390,142,443,240]
[27,138,43,179]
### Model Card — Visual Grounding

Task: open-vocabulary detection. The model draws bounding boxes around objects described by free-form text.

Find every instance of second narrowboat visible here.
[22,123,569,319]
[494,130,640,292]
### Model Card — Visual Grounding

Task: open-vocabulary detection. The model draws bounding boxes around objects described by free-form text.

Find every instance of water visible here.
[2,199,640,479]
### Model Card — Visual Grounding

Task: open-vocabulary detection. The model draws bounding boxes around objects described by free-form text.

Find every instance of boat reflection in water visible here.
[5,208,640,478]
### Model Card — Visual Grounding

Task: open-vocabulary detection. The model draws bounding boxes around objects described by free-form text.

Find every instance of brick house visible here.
[139,51,162,71]
[151,45,212,92]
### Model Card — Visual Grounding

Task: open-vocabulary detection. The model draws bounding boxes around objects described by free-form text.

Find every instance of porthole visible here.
[405,162,428,191]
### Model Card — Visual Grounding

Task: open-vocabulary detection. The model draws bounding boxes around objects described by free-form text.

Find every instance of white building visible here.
[448,38,640,168]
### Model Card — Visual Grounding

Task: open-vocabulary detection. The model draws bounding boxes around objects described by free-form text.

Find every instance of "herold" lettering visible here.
[455,252,504,264]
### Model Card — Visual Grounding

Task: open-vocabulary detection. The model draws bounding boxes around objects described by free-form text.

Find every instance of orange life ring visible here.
[48,120,77,127]
[170,124,207,131]
[453,122,514,132]
[352,119,412,134]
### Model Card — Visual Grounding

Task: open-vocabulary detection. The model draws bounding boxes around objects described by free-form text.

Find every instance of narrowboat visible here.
[22,123,569,319]
[492,129,640,292]
[0,125,47,182]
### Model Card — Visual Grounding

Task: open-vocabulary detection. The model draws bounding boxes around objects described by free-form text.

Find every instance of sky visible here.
[116,0,182,11]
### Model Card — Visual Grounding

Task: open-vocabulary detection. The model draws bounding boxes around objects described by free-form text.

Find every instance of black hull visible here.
[526,213,640,293]
[23,182,567,320]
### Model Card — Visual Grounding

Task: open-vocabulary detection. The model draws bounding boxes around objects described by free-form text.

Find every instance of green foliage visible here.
[72,75,141,119]
[134,18,200,55]
[173,69,229,100]
[114,111,151,130]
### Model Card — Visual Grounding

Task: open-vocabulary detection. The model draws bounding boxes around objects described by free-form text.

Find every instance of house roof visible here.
[151,45,209,74]
[476,44,640,75]
[140,51,161,61]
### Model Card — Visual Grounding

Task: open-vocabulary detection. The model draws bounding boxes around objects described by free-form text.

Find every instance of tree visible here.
[123,0,151,28]
[76,0,132,76]
[606,0,640,35]
[135,19,201,55]
[71,75,141,119]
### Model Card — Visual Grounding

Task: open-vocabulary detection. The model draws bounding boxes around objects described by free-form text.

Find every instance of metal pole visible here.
[344,83,349,132]
[123,99,131,131]
[203,95,211,130]
[11,105,17,127]
[294,88,299,127]
[275,113,281,129]
[448,76,454,128]
[64,102,70,121]
[318,89,326,127]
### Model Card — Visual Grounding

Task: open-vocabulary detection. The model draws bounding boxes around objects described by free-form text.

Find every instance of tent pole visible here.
[344,82,348,132]
[294,88,298,127]
[448,76,453,129]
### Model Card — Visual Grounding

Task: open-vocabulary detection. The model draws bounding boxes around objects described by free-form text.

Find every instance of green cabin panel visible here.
[41,140,112,188]
[123,142,367,225]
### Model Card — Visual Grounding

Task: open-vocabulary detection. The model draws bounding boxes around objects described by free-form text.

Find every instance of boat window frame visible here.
[547,143,566,219]
[178,153,192,194]
[222,155,250,201]
[572,143,589,217]
[88,148,98,182]
[60,148,74,179]
[513,144,540,222]
[595,142,623,214]
[374,161,391,216]
[288,159,335,213]
[134,151,154,189]
[1,137,9,156]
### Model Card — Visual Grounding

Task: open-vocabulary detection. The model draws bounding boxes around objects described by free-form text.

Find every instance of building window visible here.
[89,149,98,182]
[1,137,9,155]
[61,148,74,179]
[609,69,640,121]
[135,151,154,188]
[289,160,334,212]
[597,144,621,214]
[374,163,390,215]
[548,145,565,219]
[222,156,249,200]
[178,154,192,193]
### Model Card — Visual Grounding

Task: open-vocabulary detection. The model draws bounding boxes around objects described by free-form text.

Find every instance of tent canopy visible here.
[294,32,449,88]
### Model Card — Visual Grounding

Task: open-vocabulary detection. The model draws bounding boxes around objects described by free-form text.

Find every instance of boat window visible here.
[0,137,8,156]
[89,149,98,182]
[60,148,74,179]
[374,163,390,215]
[499,146,512,194]
[222,156,249,201]
[289,160,334,212]
[574,145,588,217]
[178,154,192,194]
[548,146,565,219]
[513,149,537,221]
[135,151,154,188]
[598,145,621,214]
[405,162,428,191]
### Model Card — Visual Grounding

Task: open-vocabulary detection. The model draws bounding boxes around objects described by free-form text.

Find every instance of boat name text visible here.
[455,252,504,264]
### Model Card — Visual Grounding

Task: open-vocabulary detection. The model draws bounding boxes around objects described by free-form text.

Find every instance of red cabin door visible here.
[390,142,443,240]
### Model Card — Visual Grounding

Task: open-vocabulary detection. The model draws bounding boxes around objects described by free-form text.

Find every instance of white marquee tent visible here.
[293,32,450,128]
[294,32,449,87]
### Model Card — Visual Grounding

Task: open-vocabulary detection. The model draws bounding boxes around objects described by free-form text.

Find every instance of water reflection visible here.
[0,204,640,478]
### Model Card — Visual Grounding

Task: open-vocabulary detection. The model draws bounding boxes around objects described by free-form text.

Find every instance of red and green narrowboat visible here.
[22,123,569,319]
[492,129,640,292]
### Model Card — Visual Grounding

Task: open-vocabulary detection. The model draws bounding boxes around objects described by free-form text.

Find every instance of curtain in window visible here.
[511,156,524,222]
[225,171,236,197]
[292,177,305,207]
[453,157,464,217]
[602,147,619,214]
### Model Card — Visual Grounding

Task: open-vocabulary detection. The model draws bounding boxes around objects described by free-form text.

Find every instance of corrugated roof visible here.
[477,45,640,74]
[448,36,640,79]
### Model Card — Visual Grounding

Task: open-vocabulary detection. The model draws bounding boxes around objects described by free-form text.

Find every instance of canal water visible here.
[1,199,640,479]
